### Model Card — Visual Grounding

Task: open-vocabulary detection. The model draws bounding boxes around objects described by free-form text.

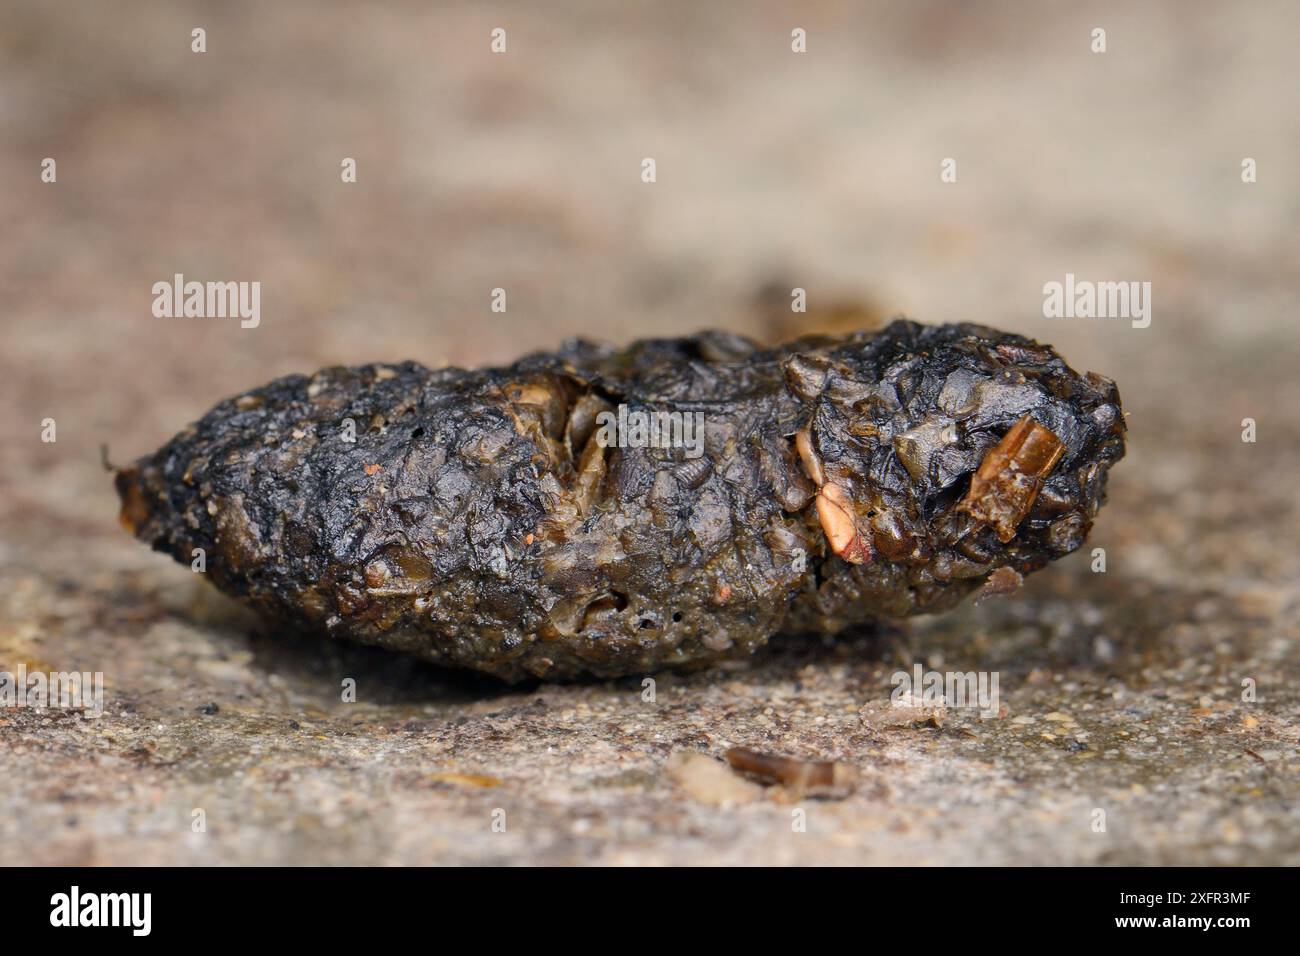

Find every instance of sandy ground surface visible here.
[2,1,1298,864]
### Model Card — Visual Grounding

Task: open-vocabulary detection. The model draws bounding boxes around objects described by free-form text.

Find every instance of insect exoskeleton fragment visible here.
[795,426,872,564]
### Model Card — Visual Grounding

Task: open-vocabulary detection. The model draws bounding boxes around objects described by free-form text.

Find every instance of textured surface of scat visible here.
[117,321,1125,680]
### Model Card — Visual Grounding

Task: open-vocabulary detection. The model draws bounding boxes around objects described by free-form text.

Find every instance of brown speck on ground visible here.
[2,1,1298,865]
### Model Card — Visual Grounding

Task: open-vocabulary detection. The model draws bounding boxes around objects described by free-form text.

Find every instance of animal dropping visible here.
[116,321,1126,680]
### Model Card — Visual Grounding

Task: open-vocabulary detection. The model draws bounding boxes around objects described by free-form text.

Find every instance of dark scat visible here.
[115,320,1125,681]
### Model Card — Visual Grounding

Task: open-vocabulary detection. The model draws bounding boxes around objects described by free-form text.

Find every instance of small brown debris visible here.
[794,427,825,487]
[427,772,502,788]
[114,467,152,534]
[959,413,1065,542]
[363,463,381,476]
[975,566,1023,603]
[815,482,873,564]
[571,431,607,516]
[724,747,856,798]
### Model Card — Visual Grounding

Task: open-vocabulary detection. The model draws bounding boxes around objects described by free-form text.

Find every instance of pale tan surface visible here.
[1,0,1297,864]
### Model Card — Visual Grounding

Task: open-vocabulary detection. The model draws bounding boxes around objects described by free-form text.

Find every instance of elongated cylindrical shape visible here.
[116,320,1125,680]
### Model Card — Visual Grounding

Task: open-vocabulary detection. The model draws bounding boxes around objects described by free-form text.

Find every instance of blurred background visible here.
[1,1,1297,865]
